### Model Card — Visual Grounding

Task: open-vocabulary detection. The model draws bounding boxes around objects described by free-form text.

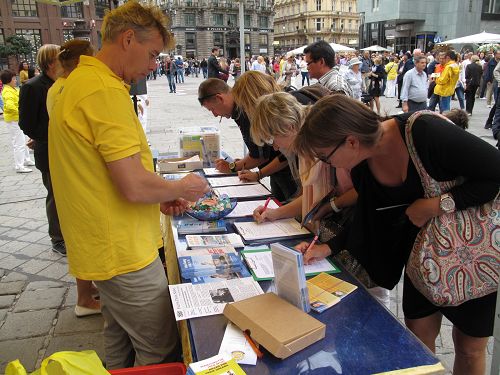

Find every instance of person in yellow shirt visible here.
[384,56,398,98]
[0,69,34,173]
[48,1,209,369]
[46,39,101,318]
[18,61,30,85]
[433,50,460,112]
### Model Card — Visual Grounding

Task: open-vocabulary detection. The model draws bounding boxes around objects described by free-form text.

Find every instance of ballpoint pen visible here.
[304,233,319,254]
[262,197,272,213]
[243,330,264,359]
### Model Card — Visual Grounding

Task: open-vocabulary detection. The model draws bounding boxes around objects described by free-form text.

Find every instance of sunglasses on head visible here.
[198,93,218,104]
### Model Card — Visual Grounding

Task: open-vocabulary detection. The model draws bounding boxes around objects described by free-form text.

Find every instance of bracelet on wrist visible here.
[256,170,261,180]
[330,197,342,213]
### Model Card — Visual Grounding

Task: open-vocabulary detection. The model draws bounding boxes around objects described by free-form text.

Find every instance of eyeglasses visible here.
[317,138,347,164]
[305,60,317,67]
[198,93,218,104]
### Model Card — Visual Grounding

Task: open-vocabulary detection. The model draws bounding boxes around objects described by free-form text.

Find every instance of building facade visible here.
[0,0,107,69]
[358,0,500,53]
[156,0,274,60]
[273,0,360,54]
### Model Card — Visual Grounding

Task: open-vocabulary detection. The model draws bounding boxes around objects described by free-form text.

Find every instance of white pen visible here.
[375,203,410,211]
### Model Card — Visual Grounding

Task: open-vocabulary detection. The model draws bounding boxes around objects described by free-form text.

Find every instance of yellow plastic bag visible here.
[5,350,109,375]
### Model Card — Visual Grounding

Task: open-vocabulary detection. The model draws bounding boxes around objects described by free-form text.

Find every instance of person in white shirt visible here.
[299,57,310,86]
[251,56,267,73]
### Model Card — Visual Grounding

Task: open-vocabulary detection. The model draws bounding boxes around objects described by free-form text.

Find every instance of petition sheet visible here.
[169,277,263,321]
[207,176,259,187]
[234,218,311,241]
[226,199,280,218]
[213,184,271,199]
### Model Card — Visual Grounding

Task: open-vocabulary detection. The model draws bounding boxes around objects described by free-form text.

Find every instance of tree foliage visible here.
[0,35,34,59]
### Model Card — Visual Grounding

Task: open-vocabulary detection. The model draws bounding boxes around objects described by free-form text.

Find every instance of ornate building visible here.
[156,0,275,59]
[0,0,108,69]
[273,0,359,54]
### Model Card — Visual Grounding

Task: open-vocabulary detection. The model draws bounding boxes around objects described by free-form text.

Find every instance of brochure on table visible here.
[241,247,340,281]
[219,322,258,366]
[307,272,358,313]
[271,243,310,312]
[169,277,263,321]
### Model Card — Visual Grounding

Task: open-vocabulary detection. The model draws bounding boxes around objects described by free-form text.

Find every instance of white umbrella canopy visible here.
[440,31,500,45]
[288,42,354,55]
[361,45,389,52]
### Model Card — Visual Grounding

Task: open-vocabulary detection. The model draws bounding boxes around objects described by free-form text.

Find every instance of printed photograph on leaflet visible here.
[179,253,244,278]
[187,353,246,375]
[191,268,251,284]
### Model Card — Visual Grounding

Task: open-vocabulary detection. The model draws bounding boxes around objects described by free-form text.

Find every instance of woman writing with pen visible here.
[249,91,391,307]
[293,94,500,375]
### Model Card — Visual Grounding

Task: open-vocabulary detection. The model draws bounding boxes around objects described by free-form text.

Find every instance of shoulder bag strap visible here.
[404,110,455,198]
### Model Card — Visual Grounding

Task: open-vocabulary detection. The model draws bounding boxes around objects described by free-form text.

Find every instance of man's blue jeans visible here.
[177,69,184,83]
[167,74,176,92]
[440,96,451,112]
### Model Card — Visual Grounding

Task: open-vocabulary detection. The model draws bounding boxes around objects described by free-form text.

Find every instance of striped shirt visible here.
[318,66,354,97]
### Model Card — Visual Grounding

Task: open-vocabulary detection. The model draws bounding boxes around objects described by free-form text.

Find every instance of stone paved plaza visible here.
[0,72,497,373]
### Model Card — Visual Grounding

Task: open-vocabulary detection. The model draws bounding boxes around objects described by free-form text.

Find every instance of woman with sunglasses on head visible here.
[250,91,391,307]
[293,94,500,375]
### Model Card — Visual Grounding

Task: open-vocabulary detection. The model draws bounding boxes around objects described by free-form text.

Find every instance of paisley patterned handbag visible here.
[405,111,500,306]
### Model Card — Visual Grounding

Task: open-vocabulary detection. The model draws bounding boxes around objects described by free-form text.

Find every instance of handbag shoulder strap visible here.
[404,110,456,198]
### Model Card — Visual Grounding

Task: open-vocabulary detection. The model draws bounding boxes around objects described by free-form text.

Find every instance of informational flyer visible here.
[219,322,258,366]
[169,277,263,321]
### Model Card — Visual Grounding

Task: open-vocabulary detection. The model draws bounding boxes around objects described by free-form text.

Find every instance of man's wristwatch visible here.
[229,161,237,173]
[439,193,455,213]
[329,197,342,213]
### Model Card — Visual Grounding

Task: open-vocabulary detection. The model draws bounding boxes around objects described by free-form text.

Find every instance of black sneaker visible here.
[485,123,493,129]
[52,241,67,256]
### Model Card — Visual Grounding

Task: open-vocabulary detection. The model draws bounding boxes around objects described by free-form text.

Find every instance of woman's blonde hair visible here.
[101,0,173,49]
[36,44,60,74]
[294,94,383,162]
[58,39,94,73]
[231,70,281,119]
[251,92,307,146]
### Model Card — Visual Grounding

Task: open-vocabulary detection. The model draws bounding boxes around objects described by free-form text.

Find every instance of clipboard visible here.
[241,248,341,281]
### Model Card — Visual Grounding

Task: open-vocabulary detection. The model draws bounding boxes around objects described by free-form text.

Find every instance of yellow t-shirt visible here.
[47,77,65,115]
[48,56,159,280]
[1,85,19,122]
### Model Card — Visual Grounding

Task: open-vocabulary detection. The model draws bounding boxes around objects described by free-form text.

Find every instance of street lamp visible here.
[282,25,285,53]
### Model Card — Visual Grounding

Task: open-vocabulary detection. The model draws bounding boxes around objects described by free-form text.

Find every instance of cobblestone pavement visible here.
[0,72,496,373]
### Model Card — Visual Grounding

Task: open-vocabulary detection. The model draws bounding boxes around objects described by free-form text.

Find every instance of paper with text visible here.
[226,199,280,218]
[213,184,271,199]
[219,322,258,366]
[234,218,311,241]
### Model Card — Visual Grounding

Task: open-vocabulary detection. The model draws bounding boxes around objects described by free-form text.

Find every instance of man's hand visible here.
[405,197,440,228]
[160,199,189,216]
[402,102,409,113]
[214,159,231,173]
[179,173,210,202]
[26,139,35,150]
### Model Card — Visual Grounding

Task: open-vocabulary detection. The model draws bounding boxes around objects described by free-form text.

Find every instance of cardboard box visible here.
[157,156,203,173]
[223,292,325,359]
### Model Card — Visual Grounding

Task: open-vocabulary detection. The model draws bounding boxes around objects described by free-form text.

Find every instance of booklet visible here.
[226,199,280,218]
[241,248,340,281]
[187,353,246,375]
[219,322,257,366]
[190,268,252,284]
[186,233,245,248]
[213,184,271,199]
[307,272,358,313]
[234,218,311,243]
[207,176,259,187]
[177,219,227,235]
[178,253,245,279]
[271,243,310,313]
[169,277,264,321]
[176,246,237,258]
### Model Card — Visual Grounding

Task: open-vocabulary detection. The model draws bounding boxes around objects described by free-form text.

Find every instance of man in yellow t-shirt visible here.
[48,2,208,369]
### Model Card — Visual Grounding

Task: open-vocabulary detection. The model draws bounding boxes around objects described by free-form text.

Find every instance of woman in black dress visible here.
[294,94,500,375]
[368,56,385,115]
